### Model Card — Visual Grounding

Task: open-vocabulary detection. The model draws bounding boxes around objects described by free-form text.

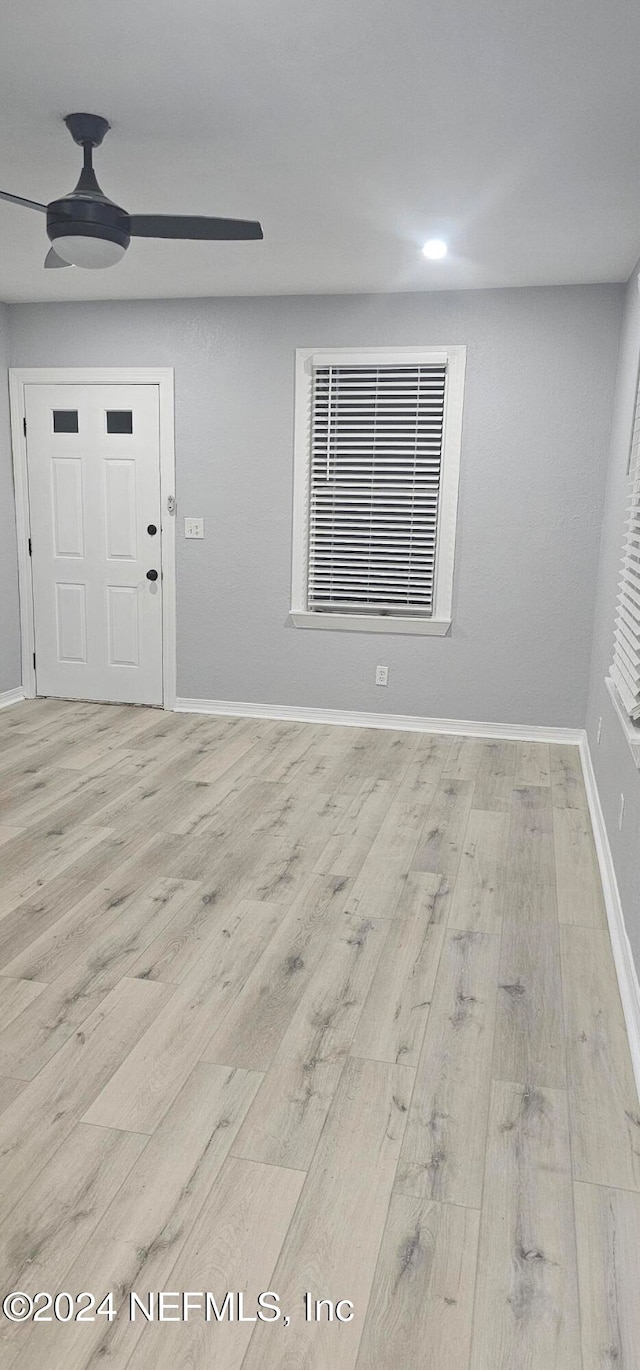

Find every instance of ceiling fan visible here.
[0,113,263,270]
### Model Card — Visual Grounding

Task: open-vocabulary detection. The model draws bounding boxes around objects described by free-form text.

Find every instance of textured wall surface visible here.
[0,304,21,693]
[585,265,640,972]
[9,283,622,725]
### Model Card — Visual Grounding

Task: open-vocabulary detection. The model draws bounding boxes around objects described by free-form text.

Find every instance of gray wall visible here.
[586,266,640,971]
[0,304,21,693]
[9,283,622,725]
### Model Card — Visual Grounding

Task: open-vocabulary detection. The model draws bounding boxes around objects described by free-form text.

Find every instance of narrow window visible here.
[610,365,640,721]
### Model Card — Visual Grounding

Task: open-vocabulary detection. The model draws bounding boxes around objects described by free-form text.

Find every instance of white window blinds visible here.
[307,360,448,617]
[611,372,640,719]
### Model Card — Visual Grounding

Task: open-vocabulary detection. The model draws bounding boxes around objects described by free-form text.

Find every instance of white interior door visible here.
[25,382,163,705]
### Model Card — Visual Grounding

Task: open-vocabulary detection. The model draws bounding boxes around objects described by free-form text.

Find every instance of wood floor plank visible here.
[574,1180,640,1370]
[125,883,242,985]
[0,976,47,1031]
[504,784,557,924]
[0,821,113,918]
[441,737,484,781]
[553,807,607,927]
[202,873,350,1070]
[447,808,509,934]
[6,1062,264,1370]
[313,778,394,877]
[470,1081,581,1370]
[561,925,640,1190]
[550,743,588,809]
[322,725,420,790]
[0,1076,27,1116]
[0,828,165,964]
[0,1121,146,1295]
[0,976,170,1214]
[231,912,388,1169]
[356,1194,480,1370]
[82,900,282,1133]
[241,1056,413,1370]
[493,914,566,1089]
[0,763,81,824]
[245,720,323,783]
[0,882,196,1082]
[471,739,517,811]
[0,968,107,1081]
[127,1156,306,1370]
[51,876,200,994]
[393,869,447,921]
[159,780,287,896]
[0,825,23,847]
[241,788,351,904]
[514,740,551,787]
[396,732,452,803]
[410,778,474,920]
[232,1057,345,1175]
[0,837,185,982]
[395,929,500,1208]
[345,789,436,920]
[0,764,121,830]
[350,917,446,1067]
[183,720,269,785]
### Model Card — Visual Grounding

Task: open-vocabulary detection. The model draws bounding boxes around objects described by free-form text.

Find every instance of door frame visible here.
[9,367,177,709]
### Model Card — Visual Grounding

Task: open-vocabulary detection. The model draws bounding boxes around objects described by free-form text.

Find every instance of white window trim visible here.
[290,344,466,635]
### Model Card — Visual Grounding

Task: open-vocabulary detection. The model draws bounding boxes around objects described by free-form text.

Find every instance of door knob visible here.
[146,569,158,581]
[147,523,157,536]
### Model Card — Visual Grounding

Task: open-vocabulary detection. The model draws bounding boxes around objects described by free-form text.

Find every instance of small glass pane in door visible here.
[53,410,79,433]
[106,410,133,434]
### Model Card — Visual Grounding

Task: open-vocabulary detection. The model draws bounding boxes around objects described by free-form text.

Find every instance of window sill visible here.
[605,676,640,769]
[289,611,451,636]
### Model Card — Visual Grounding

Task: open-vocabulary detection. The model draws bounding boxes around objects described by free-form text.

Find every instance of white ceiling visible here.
[1,0,640,303]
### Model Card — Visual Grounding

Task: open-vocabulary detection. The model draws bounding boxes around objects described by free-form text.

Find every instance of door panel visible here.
[107,586,139,666]
[55,583,87,662]
[26,382,163,705]
[52,459,84,556]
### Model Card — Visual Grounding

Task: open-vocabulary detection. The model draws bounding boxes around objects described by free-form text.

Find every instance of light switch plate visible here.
[184,517,204,539]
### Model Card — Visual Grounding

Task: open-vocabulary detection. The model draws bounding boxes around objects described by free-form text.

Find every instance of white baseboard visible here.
[579,734,640,1105]
[0,687,24,711]
[174,696,584,745]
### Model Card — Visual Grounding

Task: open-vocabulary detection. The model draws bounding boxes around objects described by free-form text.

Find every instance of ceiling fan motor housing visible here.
[46,197,131,254]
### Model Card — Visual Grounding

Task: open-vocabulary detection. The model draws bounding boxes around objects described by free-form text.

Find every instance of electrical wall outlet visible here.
[184,517,204,539]
[597,716,603,744]
[619,793,625,830]
[375,665,389,686]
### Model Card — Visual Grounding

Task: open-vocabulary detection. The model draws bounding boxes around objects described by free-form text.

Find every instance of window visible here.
[290,346,466,634]
[610,362,640,729]
[52,410,78,433]
[106,410,133,434]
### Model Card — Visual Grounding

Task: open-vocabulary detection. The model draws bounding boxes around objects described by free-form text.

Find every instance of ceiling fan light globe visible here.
[52,234,126,269]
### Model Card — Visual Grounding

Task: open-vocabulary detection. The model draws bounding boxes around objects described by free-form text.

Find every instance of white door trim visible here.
[9,367,177,709]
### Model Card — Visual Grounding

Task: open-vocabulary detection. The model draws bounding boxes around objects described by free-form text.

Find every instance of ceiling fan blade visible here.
[128,214,263,241]
[0,189,48,213]
[44,247,71,269]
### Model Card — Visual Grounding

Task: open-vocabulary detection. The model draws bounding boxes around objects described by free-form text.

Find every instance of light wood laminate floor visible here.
[0,699,638,1369]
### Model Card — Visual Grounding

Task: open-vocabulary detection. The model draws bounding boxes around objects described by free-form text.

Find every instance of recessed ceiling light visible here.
[422,239,447,260]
